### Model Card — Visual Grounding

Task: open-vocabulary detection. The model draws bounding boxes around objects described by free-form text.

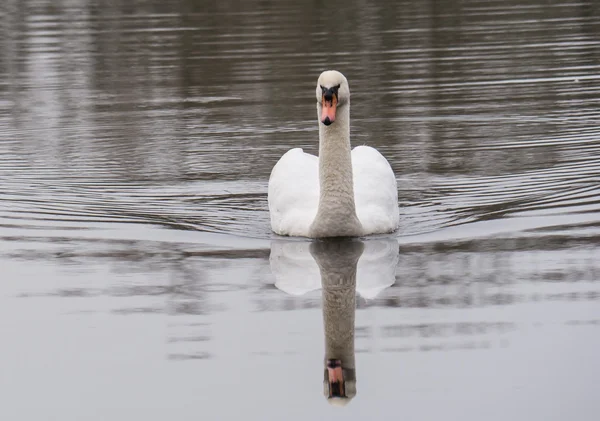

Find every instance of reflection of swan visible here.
[267,70,399,238]
[310,239,363,405]
[268,238,398,405]
[269,238,398,299]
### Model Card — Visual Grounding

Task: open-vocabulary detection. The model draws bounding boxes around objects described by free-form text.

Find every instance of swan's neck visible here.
[310,103,362,237]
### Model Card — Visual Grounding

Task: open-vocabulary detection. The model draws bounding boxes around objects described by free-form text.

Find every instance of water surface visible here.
[1,0,599,420]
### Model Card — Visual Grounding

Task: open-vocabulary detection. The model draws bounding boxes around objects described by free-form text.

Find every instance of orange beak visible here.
[321,93,338,126]
[326,359,345,398]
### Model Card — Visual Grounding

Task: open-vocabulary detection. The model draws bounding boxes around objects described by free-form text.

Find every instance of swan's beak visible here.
[321,92,338,126]
[326,359,346,398]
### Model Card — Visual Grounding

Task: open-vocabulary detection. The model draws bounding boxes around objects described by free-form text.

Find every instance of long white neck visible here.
[309,103,363,238]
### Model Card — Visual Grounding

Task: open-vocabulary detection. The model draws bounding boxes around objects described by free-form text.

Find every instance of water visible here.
[1,0,600,419]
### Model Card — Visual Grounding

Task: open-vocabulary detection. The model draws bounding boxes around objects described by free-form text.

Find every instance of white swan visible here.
[268,70,399,238]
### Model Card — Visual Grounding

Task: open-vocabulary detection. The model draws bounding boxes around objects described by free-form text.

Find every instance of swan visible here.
[268,70,399,238]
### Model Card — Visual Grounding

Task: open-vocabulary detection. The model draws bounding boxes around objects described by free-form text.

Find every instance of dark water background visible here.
[1,0,599,420]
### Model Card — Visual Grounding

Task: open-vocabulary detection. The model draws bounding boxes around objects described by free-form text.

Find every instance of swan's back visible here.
[352,145,399,234]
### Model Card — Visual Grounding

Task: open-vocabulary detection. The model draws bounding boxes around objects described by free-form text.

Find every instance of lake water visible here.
[1,0,600,419]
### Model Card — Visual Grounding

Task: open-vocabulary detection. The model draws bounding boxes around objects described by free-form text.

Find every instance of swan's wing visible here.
[352,145,400,234]
[268,148,319,236]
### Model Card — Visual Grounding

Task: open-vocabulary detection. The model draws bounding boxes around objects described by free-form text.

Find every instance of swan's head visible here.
[316,70,350,126]
[323,359,356,405]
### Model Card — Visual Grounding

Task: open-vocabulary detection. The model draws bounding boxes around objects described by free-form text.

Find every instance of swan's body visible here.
[268,70,399,238]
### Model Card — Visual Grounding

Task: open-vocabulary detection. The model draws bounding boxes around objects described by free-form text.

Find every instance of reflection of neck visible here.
[310,241,363,371]
[323,275,356,369]
[310,103,362,237]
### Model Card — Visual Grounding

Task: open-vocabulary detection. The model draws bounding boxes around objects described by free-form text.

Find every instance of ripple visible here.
[1,0,599,248]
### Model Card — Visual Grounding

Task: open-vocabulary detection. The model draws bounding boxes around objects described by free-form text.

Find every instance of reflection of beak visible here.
[321,92,338,126]
[326,359,345,398]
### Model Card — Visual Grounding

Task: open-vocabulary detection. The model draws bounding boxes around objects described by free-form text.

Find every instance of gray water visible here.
[1,0,600,419]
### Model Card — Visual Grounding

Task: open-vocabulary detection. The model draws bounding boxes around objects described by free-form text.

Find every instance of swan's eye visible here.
[321,84,340,94]
[320,84,341,104]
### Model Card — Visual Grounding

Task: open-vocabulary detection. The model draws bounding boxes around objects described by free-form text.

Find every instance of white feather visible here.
[268,145,399,237]
[352,145,399,235]
[267,148,319,236]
